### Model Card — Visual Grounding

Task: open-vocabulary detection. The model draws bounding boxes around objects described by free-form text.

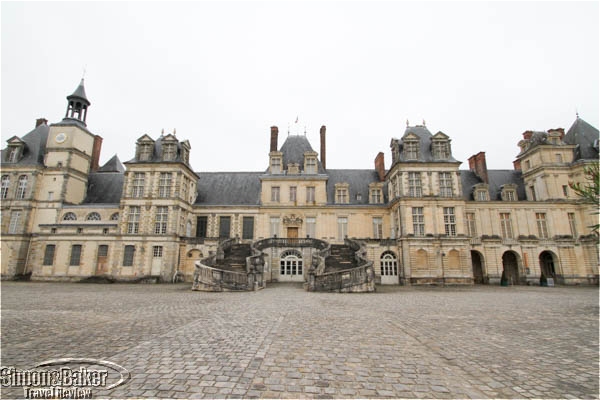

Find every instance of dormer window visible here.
[369,182,384,204]
[473,184,489,201]
[305,157,317,174]
[139,143,153,161]
[432,141,450,160]
[270,154,282,174]
[163,143,177,161]
[501,184,518,202]
[7,147,20,163]
[335,183,349,204]
[404,141,419,160]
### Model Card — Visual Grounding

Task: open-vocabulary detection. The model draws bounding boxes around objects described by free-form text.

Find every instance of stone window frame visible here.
[305,216,316,238]
[110,212,119,221]
[337,216,348,241]
[86,212,101,221]
[123,245,135,266]
[500,184,518,202]
[127,206,141,234]
[473,183,490,202]
[412,207,425,236]
[369,182,384,204]
[289,186,297,202]
[465,212,476,237]
[372,217,383,239]
[69,244,82,266]
[6,145,22,163]
[536,212,549,239]
[8,210,21,234]
[1,175,10,199]
[16,175,28,199]
[568,212,577,238]
[432,139,450,160]
[43,244,56,266]
[335,183,350,204]
[280,249,303,276]
[438,172,453,197]
[443,207,456,237]
[131,172,145,198]
[137,142,153,161]
[403,140,419,160]
[306,186,316,203]
[153,246,163,258]
[499,212,514,239]
[154,206,169,234]
[62,212,77,221]
[408,172,422,197]
[162,142,177,161]
[158,172,172,198]
[304,152,318,174]
[270,154,283,175]
[271,186,280,202]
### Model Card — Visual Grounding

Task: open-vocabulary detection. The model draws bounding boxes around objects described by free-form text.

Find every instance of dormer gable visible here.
[135,135,155,161]
[431,131,451,160]
[5,136,27,163]
[160,134,178,161]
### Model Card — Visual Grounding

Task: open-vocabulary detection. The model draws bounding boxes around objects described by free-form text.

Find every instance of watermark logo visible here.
[1,358,130,399]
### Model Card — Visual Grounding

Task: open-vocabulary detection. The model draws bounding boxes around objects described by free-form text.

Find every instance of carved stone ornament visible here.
[283,214,303,226]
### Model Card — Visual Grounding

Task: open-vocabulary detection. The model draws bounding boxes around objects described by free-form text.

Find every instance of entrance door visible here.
[287,227,298,239]
[471,251,485,284]
[501,251,520,285]
[539,251,557,285]
[279,250,304,282]
[96,245,109,275]
[151,246,163,275]
[380,251,398,285]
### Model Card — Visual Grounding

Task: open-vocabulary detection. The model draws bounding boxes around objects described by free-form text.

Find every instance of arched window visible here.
[380,251,398,276]
[110,212,119,221]
[280,250,303,276]
[63,212,77,221]
[16,175,28,199]
[1,175,10,199]
[86,212,101,221]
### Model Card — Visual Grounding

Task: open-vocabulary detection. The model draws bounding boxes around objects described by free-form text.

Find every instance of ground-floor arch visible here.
[539,250,560,285]
[501,251,522,286]
[471,250,486,284]
[279,249,304,282]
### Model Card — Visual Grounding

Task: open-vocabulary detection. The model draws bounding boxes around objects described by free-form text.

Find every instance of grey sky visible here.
[2,1,598,172]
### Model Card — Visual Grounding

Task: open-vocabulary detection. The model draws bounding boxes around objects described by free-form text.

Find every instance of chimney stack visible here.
[320,125,327,170]
[270,126,278,152]
[468,151,489,183]
[374,152,385,182]
[90,135,103,172]
[36,118,48,128]
[522,130,534,140]
[548,127,565,140]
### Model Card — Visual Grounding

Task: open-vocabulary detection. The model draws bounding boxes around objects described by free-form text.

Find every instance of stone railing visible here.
[307,238,375,293]
[252,237,329,251]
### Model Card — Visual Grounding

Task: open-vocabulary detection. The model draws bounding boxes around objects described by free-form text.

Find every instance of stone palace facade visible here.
[1,80,598,286]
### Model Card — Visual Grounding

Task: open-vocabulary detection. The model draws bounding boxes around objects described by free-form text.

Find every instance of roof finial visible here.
[422,119,426,126]
[287,123,290,136]
[82,65,87,80]
[173,128,176,136]
[406,119,409,127]
[304,125,307,136]
[576,108,579,119]
[161,128,164,136]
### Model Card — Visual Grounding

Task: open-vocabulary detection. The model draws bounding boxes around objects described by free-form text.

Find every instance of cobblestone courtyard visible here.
[1,282,598,399]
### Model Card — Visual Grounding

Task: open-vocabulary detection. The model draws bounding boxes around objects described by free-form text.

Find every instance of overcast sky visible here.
[2,1,598,172]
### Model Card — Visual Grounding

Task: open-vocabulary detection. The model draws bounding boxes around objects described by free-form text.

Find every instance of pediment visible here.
[162,134,177,142]
[136,134,155,143]
[403,132,419,141]
[432,131,449,140]
[7,136,25,145]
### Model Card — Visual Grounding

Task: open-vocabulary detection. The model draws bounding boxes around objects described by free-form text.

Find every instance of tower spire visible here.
[64,79,91,126]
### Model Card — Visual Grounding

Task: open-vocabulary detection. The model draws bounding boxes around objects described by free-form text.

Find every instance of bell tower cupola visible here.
[64,79,91,126]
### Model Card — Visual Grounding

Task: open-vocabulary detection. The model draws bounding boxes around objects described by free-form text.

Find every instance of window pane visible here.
[70,245,82,266]
[43,245,56,265]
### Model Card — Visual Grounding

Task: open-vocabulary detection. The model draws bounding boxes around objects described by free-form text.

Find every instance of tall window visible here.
[154,206,169,234]
[408,172,422,197]
[159,173,172,198]
[562,185,568,198]
[465,212,476,237]
[242,216,254,240]
[529,185,537,201]
[8,211,21,234]
[504,190,516,201]
[270,217,280,237]
[43,245,56,266]
[476,190,489,201]
[380,252,398,276]
[153,246,163,258]
[373,217,383,239]
[163,143,177,161]
[139,143,152,161]
[289,186,297,202]
[337,217,348,240]
[127,206,141,234]
[219,216,231,238]
[536,213,549,239]
[500,213,513,239]
[370,189,382,204]
[568,213,577,238]
[196,216,208,237]
[1,175,9,199]
[306,217,316,238]
[305,157,317,174]
[16,175,28,199]
[70,245,82,266]
[132,172,145,198]
[306,186,315,203]
[443,207,456,236]
[123,245,135,266]
[439,172,453,197]
[432,141,449,159]
[336,188,348,204]
[404,141,419,160]
[7,147,19,163]
[271,186,280,202]
[271,157,281,174]
[412,207,424,236]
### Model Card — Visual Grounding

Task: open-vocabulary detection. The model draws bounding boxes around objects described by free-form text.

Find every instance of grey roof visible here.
[195,172,262,206]
[98,155,124,173]
[83,172,124,204]
[326,169,387,205]
[125,135,190,166]
[460,170,526,201]
[563,117,599,161]
[395,125,459,163]
[276,135,326,173]
[1,123,49,166]
[68,79,90,104]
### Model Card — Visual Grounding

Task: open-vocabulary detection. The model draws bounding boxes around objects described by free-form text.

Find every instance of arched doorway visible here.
[380,251,398,285]
[539,251,559,285]
[501,251,521,286]
[279,250,304,282]
[471,250,485,284]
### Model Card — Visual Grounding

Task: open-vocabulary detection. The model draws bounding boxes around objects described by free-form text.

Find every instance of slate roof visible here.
[195,172,262,206]
[563,117,599,161]
[326,169,387,205]
[83,172,124,204]
[276,135,326,174]
[0,123,49,167]
[97,155,125,173]
[460,170,526,201]
[68,79,90,103]
[395,125,459,163]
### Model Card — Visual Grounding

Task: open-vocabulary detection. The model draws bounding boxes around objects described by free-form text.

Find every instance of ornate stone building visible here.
[1,80,598,287]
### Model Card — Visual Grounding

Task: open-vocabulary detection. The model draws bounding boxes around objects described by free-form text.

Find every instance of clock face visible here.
[55,133,67,143]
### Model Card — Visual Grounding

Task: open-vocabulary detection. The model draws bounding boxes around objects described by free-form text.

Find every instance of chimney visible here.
[522,130,534,140]
[91,135,103,172]
[548,128,565,140]
[270,126,278,152]
[36,118,48,128]
[320,125,327,170]
[374,152,385,182]
[513,159,522,171]
[468,152,488,183]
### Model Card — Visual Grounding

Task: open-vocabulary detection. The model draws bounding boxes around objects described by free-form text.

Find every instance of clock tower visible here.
[43,79,102,204]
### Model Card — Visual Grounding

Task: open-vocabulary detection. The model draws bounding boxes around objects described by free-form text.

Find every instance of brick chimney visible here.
[320,125,326,170]
[90,135,103,172]
[36,118,48,128]
[374,152,385,182]
[468,151,488,183]
[513,159,522,171]
[270,126,278,152]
